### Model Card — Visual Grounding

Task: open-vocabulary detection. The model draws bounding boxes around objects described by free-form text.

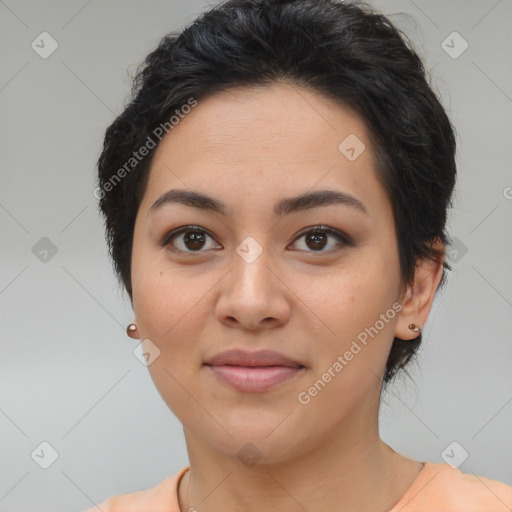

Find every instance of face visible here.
[131,83,406,463]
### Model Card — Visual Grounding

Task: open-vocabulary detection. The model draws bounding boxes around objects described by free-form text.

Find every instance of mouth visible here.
[204,349,306,392]
[205,364,306,392]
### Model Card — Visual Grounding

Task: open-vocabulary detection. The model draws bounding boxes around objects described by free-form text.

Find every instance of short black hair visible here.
[96,0,457,387]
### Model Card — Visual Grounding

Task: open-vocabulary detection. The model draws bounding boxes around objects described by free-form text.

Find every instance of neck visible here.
[177,399,422,512]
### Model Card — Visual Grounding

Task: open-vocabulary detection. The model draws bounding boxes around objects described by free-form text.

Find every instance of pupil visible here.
[307,232,326,250]
[184,231,205,250]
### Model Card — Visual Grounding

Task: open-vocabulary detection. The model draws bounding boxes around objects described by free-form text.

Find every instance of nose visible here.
[214,246,292,331]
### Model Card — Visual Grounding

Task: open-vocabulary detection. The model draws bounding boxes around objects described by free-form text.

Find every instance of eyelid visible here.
[293,225,352,246]
[160,224,352,252]
[159,225,220,248]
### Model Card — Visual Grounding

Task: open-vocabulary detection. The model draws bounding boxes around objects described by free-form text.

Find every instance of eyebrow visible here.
[148,188,368,217]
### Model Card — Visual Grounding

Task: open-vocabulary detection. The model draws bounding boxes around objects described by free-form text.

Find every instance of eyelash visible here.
[159,225,352,255]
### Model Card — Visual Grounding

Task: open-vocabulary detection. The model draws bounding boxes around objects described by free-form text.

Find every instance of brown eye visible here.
[305,231,328,250]
[182,230,207,250]
[161,224,351,255]
[291,226,350,252]
[162,227,220,253]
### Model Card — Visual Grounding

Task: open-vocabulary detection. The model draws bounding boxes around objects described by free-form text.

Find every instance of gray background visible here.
[0,1,511,511]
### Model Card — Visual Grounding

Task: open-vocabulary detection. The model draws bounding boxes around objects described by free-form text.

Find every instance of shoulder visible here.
[82,466,190,512]
[392,461,512,511]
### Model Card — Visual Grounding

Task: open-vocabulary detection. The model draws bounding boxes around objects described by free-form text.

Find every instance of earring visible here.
[126,323,138,338]
[408,323,422,334]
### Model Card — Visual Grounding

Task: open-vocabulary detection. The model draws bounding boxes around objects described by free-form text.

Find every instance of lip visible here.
[206,365,305,392]
[204,349,306,392]
[204,349,304,368]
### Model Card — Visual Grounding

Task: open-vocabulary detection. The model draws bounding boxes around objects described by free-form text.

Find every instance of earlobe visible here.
[394,239,445,340]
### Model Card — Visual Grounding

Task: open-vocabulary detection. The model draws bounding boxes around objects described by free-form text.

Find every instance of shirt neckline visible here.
[173,461,433,511]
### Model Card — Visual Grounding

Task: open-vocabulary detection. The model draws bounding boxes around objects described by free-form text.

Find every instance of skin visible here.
[130,82,444,512]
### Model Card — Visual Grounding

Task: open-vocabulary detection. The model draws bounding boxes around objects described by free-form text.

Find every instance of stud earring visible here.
[408,323,422,334]
[126,323,138,338]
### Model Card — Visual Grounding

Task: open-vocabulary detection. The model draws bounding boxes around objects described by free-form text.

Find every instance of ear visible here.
[394,238,445,340]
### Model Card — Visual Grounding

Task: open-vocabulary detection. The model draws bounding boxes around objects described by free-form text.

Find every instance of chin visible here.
[195,419,313,466]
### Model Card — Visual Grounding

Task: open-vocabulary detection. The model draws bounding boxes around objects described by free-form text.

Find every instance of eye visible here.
[160,225,351,254]
[160,226,220,253]
[290,225,351,252]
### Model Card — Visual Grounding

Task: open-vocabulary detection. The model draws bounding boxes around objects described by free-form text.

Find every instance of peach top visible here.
[84,462,512,511]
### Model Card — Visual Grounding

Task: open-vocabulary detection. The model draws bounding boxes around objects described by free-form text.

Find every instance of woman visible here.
[87,0,512,510]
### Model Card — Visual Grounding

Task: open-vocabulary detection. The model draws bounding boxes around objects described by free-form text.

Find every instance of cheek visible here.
[132,269,167,338]
[303,258,399,373]
[133,260,203,339]
[308,263,394,329]
[133,268,208,421]
[291,275,398,430]
[132,264,212,398]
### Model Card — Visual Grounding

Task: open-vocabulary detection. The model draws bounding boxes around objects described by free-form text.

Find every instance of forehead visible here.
[157,83,367,158]
[140,83,390,221]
